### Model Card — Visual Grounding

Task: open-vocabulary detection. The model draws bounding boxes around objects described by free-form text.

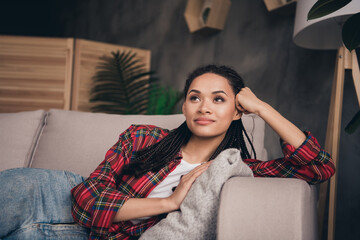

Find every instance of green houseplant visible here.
[90,50,182,115]
[147,84,182,115]
[308,0,360,133]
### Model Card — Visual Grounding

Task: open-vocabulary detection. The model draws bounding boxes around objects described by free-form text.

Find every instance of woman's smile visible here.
[194,117,215,125]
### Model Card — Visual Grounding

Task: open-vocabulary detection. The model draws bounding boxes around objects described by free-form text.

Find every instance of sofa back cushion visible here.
[31,109,266,177]
[0,110,46,171]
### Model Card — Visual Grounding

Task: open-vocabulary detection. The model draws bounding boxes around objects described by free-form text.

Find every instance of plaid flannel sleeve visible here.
[243,131,335,185]
[71,125,137,239]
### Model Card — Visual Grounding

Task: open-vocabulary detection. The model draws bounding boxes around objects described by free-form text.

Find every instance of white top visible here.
[130,159,201,224]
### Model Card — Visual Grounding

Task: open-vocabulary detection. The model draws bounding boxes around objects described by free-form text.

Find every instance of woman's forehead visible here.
[189,73,233,93]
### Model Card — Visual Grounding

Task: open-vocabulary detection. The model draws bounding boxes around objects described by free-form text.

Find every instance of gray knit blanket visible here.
[139,148,254,240]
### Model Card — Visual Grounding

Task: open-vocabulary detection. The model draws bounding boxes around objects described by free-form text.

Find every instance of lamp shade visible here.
[293,0,360,50]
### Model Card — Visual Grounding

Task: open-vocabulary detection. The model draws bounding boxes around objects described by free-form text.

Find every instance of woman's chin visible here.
[190,130,226,140]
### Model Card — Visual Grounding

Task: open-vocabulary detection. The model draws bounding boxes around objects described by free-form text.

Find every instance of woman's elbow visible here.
[311,156,336,185]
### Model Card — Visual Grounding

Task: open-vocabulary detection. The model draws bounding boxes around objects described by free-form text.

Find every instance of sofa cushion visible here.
[31,109,266,177]
[31,109,186,177]
[0,110,46,171]
[217,177,318,240]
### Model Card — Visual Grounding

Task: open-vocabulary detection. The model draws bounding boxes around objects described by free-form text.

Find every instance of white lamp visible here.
[293,1,360,240]
[294,1,360,49]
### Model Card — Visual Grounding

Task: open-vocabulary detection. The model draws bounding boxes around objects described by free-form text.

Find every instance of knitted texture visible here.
[140,148,254,240]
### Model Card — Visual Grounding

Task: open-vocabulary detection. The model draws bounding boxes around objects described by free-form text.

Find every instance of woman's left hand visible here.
[235,87,264,116]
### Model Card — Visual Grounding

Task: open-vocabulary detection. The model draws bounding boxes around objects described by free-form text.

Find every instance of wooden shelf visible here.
[184,0,231,33]
[263,0,296,12]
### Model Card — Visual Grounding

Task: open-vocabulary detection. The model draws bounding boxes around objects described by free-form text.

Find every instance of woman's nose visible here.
[198,99,212,113]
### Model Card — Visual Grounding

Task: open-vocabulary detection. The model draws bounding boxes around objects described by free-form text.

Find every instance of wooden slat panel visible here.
[0,77,64,88]
[0,87,63,99]
[71,39,151,112]
[0,97,64,113]
[0,35,74,113]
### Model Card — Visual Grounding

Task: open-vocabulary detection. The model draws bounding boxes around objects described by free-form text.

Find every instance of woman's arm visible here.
[114,161,211,222]
[236,87,335,184]
[236,87,306,148]
[243,132,335,184]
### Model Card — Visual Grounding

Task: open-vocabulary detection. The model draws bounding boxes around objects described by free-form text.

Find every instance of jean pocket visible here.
[38,223,90,239]
[7,223,89,240]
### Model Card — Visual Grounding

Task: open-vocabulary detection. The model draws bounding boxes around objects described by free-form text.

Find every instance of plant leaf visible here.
[342,12,360,52]
[345,110,360,134]
[91,50,155,114]
[307,0,352,20]
[146,84,182,115]
[91,49,182,115]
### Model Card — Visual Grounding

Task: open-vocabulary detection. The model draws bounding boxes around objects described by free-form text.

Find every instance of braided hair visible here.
[122,64,256,177]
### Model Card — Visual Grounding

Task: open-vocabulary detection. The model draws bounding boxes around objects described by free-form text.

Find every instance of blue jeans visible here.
[0,168,90,240]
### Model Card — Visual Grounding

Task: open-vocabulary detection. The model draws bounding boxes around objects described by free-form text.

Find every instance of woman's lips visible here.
[194,117,215,125]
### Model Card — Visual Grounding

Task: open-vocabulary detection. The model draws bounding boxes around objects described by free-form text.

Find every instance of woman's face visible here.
[182,73,241,140]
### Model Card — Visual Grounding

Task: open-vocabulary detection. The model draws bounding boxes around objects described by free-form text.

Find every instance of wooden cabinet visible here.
[263,0,296,12]
[0,35,150,113]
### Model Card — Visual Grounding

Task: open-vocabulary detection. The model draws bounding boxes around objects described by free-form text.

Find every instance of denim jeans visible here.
[0,168,90,240]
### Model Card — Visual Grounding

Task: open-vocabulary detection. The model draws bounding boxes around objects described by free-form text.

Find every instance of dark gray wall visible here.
[1,0,359,239]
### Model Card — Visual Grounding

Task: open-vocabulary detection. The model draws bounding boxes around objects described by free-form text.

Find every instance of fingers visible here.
[236,103,246,113]
[181,161,211,184]
[236,87,263,115]
[185,162,209,177]
[189,164,209,179]
[168,161,212,209]
[235,89,247,112]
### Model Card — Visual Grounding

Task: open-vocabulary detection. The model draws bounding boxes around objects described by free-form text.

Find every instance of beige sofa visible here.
[0,109,318,239]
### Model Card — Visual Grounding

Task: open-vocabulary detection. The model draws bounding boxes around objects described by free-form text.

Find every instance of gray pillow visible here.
[140,148,254,240]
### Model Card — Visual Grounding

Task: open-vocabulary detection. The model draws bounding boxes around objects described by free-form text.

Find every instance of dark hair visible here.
[122,64,256,177]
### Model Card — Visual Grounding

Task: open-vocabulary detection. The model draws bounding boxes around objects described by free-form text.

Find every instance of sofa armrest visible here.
[217,177,318,240]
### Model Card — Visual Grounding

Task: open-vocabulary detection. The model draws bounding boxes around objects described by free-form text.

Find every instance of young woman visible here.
[0,65,335,240]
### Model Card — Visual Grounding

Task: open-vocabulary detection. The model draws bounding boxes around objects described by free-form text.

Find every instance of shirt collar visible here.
[175,150,183,160]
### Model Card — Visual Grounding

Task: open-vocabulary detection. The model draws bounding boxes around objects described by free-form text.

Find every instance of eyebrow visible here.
[189,89,228,96]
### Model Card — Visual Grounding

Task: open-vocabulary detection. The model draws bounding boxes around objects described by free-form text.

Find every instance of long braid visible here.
[240,120,257,159]
[209,119,256,161]
[122,122,191,177]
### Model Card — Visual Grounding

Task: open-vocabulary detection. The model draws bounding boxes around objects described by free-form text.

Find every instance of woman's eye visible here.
[214,97,224,102]
[189,96,200,101]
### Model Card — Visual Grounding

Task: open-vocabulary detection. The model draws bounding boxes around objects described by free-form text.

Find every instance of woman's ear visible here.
[233,110,242,120]
[182,103,186,116]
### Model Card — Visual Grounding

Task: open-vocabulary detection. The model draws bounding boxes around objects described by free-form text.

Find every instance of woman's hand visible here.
[114,161,212,222]
[166,161,212,211]
[235,87,265,116]
[236,87,306,148]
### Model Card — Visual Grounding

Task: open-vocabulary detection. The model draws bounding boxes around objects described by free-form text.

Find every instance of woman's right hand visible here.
[235,87,265,116]
[166,161,212,211]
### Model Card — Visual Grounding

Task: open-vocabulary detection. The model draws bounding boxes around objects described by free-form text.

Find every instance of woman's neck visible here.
[181,134,225,164]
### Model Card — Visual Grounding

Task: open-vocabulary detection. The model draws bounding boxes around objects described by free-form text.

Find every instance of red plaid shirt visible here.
[71,124,335,240]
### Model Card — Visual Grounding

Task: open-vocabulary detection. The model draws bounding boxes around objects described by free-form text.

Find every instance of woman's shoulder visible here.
[120,124,171,141]
[128,124,170,133]
[119,124,171,151]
